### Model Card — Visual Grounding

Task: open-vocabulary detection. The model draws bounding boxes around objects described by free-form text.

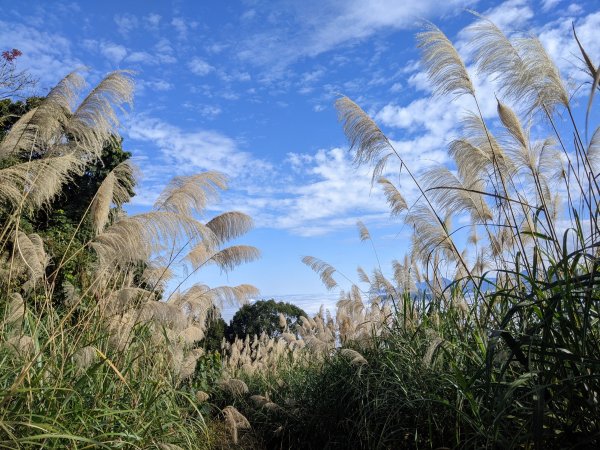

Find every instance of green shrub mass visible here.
[1,15,599,450]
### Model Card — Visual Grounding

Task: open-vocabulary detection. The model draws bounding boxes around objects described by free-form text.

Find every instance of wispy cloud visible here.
[188,57,215,76]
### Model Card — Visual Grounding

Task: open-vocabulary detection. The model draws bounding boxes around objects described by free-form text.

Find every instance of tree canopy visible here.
[227,299,307,340]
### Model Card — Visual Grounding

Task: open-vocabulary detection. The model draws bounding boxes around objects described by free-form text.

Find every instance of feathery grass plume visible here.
[92,211,212,268]
[72,346,97,372]
[392,256,416,293]
[340,348,368,366]
[185,241,260,275]
[193,284,259,311]
[206,211,254,245]
[378,177,408,216]
[448,138,495,183]
[139,300,188,332]
[302,256,339,290]
[406,205,456,264]
[220,378,249,397]
[196,391,210,403]
[264,402,280,412]
[222,405,251,445]
[515,37,569,113]
[140,263,173,292]
[0,153,84,213]
[423,336,445,367]
[4,335,35,357]
[0,71,84,159]
[65,71,134,160]
[468,16,568,115]
[281,333,297,344]
[170,285,213,325]
[422,167,493,222]
[90,160,136,235]
[357,220,371,242]
[154,171,227,216]
[100,287,150,316]
[586,126,600,172]
[157,444,184,450]
[357,266,371,284]
[3,292,25,326]
[416,23,475,98]
[14,231,48,286]
[178,349,203,379]
[278,313,287,329]
[335,96,392,173]
[250,394,269,407]
[461,112,514,175]
[179,326,204,347]
[497,100,527,148]
[206,245,261,273]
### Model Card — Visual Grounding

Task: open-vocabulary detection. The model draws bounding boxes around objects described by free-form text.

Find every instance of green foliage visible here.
[227,299,307,341]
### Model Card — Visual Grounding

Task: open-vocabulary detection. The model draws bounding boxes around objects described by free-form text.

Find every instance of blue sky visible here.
[1,0,599,317]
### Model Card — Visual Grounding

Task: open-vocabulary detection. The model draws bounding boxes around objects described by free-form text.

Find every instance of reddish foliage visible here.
[2,49,22,62]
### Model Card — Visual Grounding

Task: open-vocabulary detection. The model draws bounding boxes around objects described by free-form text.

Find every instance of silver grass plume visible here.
[423,336,445,367]
[468,16,568,115]
[14,231,48,287]
[206,211,254,245]
[222,405,250,445]
[422,166,493,223]
[357,266,371,284]
[154,171,227,216]
[73,346,97,372]
[357,220,371,242]
[4,335,35,358]
[219,378,249,397]
[406,205,456,264]
[335,96,392,175]
[3,292,25,326]
[196,391,210,403]
[90,160,136,235]
[392,256,416,293]
[416,23,475,98]
[65,71,134,160]
[187,244,260,273]
[497,100,527,148]
[587,127,600,173]
[178,326,205,347]
[0,154,84,213]
[340,348,368,366]
[378,177,408,216]
[461,112,514,176]
[92,211,213,268]
[301,256,339,290]
[0,72,84,159]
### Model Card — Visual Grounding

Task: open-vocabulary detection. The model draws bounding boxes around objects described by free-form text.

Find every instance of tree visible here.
[227,299,307,340]
[0,48,35,100]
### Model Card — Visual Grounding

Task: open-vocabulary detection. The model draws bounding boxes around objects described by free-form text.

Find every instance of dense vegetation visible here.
[0,14,599,450]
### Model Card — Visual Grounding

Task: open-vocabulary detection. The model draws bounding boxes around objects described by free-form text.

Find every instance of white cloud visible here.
[482,0,533,30]
[99,42,128,64]
[127,116,268,178]
[114,13,138,36]
[144,13,161,29]
[188,57,215,76]
[136,79,173,93]
[171,17,197,40]
[542,0,562,12]
[236,0,476,70]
